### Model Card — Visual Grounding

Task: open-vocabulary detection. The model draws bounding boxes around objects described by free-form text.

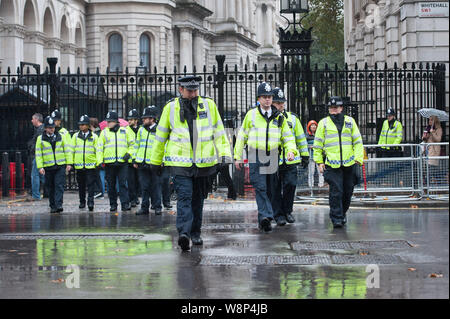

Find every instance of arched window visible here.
[109,33,123,72]
[139,34,151,70]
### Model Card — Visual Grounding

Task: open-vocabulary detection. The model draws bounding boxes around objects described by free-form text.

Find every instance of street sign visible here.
[417,2,449,17]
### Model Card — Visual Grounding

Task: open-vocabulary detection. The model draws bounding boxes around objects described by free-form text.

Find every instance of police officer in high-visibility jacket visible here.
[72,115,98,212]
[378,108,403,157]
[234,82,298,233]
[313,96,364,228]
[133,106,162,216]
[97,111,135,212]
[35,116,73,213]
[126,109,141,207]
[150,75,232,251]
[271,87,309,226]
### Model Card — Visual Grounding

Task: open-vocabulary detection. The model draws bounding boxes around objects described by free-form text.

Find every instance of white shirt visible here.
[260,106,272,118]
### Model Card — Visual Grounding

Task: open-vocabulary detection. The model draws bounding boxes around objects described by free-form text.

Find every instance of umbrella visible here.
[418,108,449,122]
[99,118,129,130]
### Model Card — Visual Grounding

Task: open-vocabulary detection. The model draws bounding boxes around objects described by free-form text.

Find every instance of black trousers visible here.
[272,164,298,220]
[105,164,129,208]
[76,169,97,207]
[127,164,140,203]
[45,166,66,210]
[139,168,162,211]
[160,166,171,206]
[323,165,355,224]
[218,164,237,198]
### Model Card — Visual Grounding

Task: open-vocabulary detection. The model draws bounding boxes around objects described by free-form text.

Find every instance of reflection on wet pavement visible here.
[0,197,448,299]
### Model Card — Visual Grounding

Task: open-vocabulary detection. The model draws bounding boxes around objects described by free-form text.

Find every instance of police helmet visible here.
[257,82,274,97]
[272,87,286,102]
[142,105,159,120]
[78,114,90,125]
[387,108,396,117]
[44,116,56,128]
[105,111,119,122]
[127,109,139,120]
[51,109,62,120]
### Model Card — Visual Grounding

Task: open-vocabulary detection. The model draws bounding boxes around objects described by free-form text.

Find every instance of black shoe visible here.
[131,201,137,208]
[79,203,86,209]
[57,207,63,213]
[135,199,140,205]
[286,213,295,223]
[227,193,237,200]
[333,222,344,229]
[192,237,203,245]
[136,208,149,215]
[110,206,117,212]
[155,209,162,215]
[259,218,272,233]
[164,203,173,209]
[88,206,94,212]
[122,204,131,212]
[178,234,190,251]
[50,208,58,214]
[276,216,287,226]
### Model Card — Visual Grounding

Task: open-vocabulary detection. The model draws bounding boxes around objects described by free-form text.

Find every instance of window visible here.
[139,34,150,70]
[109,33,123,72]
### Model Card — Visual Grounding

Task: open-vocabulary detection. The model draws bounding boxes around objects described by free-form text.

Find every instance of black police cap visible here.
[387,108,396,116]
[257,82,274,97]
[127,109,139,119]
[51,109,62,120]
[44,116,56,128]
[105,111,119,122]
[178,75,202,90]
[142,105,159,119]
[78,114,90,125]
[328,96,344,107]
[272,87,286,102]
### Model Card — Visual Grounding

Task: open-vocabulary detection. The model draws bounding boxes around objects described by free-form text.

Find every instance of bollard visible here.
[15,152,22,195]
[2,152,10,197]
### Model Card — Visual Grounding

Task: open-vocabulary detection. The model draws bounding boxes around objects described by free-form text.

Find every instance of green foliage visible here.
[127,92,153,109]
[301,0,345,68]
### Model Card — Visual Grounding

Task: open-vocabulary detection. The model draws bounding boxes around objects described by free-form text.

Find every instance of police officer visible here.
[126,109,141,207]
[97,111,135,212]
[234,82,298,233]
[378,108,404,157]
[150,75,232,251]
[313,96,364,228]
[35,116,73,213]
[134,106,162,216]
[72,115,98,211]
[51,109,72,146]
[271,87,309,226]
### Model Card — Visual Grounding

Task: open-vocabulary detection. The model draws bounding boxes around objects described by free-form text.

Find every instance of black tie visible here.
[264,111,268,119]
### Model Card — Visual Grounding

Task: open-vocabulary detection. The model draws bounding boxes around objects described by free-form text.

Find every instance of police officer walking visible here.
[134,106,162,216]
[35,116,73,213]
[150,75,232,251]
[378,108,403,157]
[97,111,135,212]
[126,109,141,207]
[234,82,298,233]
[313,97,364,228]
[271,87,309,226]
[72,115,98,211]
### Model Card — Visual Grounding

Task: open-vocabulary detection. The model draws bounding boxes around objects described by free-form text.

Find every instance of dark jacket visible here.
[28,124,44,160]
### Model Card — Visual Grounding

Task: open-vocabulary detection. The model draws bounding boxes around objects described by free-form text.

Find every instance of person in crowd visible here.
[126,109,141,207]
[306,120,324,188]
[90,117,105,199]
[35,116,73,213]
[28,113,45,200]
[422,115,443,185]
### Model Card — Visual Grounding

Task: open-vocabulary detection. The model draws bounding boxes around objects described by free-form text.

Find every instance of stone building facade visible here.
[0,0,285,74]
[344,0,449,68]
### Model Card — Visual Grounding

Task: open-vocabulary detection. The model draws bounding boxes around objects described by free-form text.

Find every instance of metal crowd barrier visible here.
[296,143,449,202]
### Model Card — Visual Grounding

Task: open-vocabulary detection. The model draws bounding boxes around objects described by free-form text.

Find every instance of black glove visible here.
[122,153,131,162]
[301,156,309,169]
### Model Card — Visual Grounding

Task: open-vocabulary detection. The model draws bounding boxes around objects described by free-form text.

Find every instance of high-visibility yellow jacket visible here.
[313,115,364,168]
[97,126,135,165]
[150,96,232,167]
[378,119,403,149]
[234,106,298,161]
[134,125,157,165]
[57,127,73,153]
[71,131,98,169]
[35,132,73,169]
[126,125,139,163]
[279,111,309,165]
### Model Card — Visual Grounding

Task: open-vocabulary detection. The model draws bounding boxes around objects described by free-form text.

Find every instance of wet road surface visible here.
[0,193,448,299]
